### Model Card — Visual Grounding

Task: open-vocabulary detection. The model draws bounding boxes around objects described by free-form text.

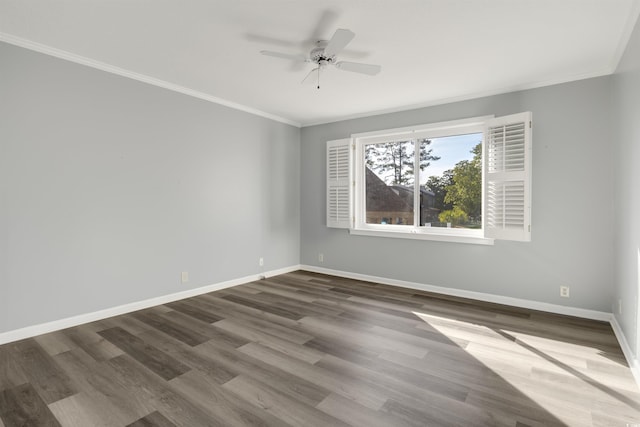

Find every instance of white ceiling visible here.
[1,1,639,127]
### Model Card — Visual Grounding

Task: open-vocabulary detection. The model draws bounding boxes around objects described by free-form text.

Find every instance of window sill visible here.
[349,228,495,245]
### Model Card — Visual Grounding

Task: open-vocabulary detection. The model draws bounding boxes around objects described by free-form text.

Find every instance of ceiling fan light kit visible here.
[260,28,381,89]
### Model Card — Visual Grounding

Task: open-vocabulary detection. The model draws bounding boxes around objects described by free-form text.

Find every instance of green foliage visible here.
[438,207,469,226]
[425,170,453,212]
[365,139,440,185]
[444,143,482,220]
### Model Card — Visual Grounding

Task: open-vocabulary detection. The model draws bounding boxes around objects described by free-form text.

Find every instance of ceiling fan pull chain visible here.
[317,67,320,90]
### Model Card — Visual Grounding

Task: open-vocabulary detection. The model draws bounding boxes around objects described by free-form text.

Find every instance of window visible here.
[327,113,532,244]
[362,131,483,229]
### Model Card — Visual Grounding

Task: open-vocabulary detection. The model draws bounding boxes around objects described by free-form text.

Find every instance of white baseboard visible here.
[300,265,612,321]
[0,264,301,345]
[611,315,640,386]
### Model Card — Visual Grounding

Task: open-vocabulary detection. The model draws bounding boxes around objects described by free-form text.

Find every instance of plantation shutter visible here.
[327,138,352,228]
[484,112,532,241]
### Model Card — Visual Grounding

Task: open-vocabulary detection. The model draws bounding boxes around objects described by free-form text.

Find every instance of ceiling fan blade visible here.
[310,10,339,43]
[335,61,381,76]
[301,67,319,84]
[260,50,308,62]
[324,29,355,57]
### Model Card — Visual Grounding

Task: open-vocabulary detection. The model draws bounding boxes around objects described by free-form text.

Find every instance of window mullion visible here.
[413,138,420,228]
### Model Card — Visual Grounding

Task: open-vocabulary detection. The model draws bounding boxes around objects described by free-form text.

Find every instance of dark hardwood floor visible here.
[1,271,639,426]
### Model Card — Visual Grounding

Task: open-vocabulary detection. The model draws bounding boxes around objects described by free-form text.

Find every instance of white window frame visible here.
[326,112,532,245]
[352,116,494,245]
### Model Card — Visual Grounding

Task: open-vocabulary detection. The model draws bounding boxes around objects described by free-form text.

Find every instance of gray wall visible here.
[613,18,640,357]
[0,42,300,334]
[301,77,614,312]
[1,30,633,337]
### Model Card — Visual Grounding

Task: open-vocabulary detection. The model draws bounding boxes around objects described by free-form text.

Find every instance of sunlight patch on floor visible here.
[411,310,640,424]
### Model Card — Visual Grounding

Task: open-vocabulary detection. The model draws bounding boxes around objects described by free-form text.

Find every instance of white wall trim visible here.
[0,264,301,345]
[611,315,640,387]
[0,33,300,128]
[300,265,611,321]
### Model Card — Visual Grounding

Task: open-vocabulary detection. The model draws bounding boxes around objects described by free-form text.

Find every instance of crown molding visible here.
[0,33,301,128]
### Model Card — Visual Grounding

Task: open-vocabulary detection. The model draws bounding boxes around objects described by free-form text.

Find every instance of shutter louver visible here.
[484,112,532,241]
[327,139,352,228]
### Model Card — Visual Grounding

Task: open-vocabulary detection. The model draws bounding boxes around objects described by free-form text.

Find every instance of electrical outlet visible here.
[181,271,189,283]
[259,257,264,267]
[560,286,570,298]
[319,253,324,263]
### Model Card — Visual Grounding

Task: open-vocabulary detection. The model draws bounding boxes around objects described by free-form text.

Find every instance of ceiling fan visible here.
[260,28,381,88]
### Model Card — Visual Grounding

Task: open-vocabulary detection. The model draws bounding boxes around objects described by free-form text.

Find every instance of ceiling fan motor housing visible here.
[310,41,335,65]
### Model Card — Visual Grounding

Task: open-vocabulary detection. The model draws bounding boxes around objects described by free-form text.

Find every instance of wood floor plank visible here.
[98,327,191,381]
[131,309,210,347]
[379,349,530,400]
[105,354,222,427]
[303,335,379,365]
[92,315,153,336]
[207,309,315,345]
[316,352,486,418]
[34,332,75,357]
[508,388,597,427]
[0,383,61,427]
[245,280,318,303]
[48,391,133,427]
[62,326,124,362]
[195,339,331,407]
[0,345,28,393]
[299,315,429,358]
[268,280,352,302]
[8,339,77,404]
[164,299,225,324]
[223,375,350,427]
[213,318,325,364]
[160,309,250,349]
[370,323,469,351]
[170,306,313,346]
[241,290,345,318]
[360,354,470,402]
[590,408,640,427]
[126,410,176,427]
[238,341,389,411]
[382,396,499,427]
[528,365,640,414]
[463,389,569,426]
[137,328,238,385]
[168,369,286,427]
[316,392,413,427]
[200,293,303,331]
[220,294,303,320]
[329,286,425,310]
[53,348,153,423]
